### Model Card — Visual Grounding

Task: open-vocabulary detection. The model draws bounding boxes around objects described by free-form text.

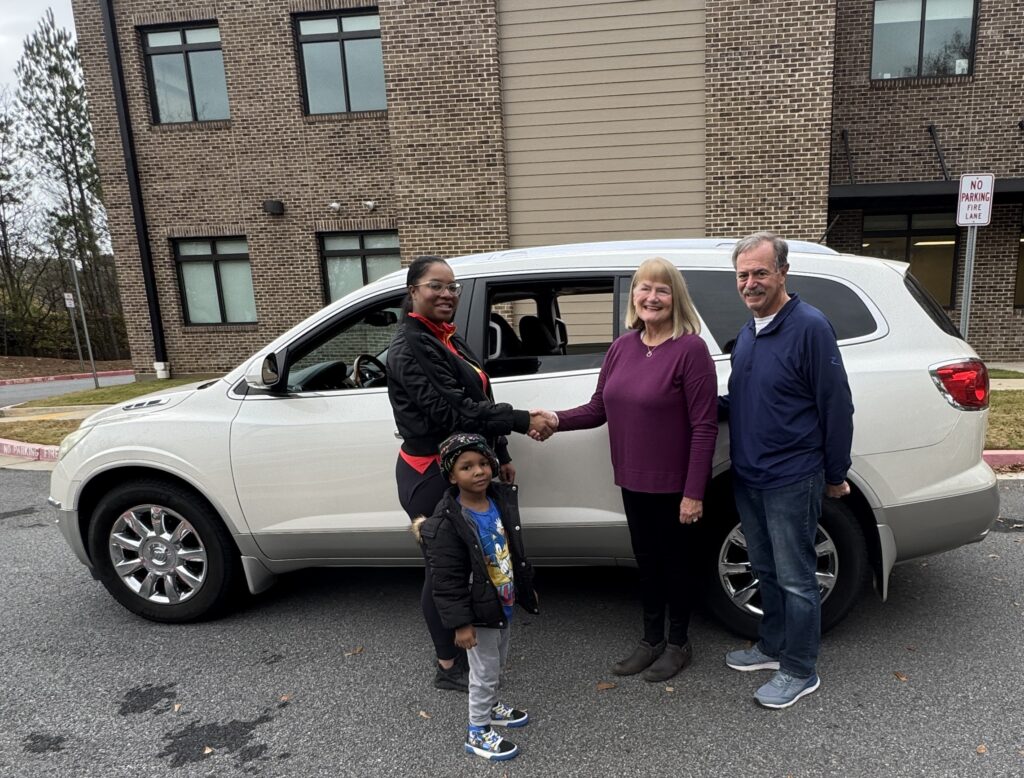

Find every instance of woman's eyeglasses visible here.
[413,281,463,296]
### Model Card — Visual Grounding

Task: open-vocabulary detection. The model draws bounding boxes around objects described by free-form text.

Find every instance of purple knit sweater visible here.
[556,330,718,497]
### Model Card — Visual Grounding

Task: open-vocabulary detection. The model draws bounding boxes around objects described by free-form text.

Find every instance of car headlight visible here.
[58,426,92,460]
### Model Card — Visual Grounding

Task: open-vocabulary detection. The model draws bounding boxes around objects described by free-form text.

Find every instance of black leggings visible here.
[396,455,457,662]
[621,488,699,646]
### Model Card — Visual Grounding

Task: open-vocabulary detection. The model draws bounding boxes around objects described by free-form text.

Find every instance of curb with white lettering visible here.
[0,438,59,461]
[0,370,134,387]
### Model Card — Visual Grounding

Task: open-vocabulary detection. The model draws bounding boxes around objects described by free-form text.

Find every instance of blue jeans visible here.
[733,472,824,678]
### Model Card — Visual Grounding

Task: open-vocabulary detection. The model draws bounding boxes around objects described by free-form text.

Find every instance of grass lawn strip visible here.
[0,419,82,447]
[989,369,1024,379]
[20,376,216,407]
[986,390,1024,450]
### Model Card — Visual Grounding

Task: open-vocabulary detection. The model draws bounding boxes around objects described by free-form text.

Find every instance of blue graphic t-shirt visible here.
[462,497,515,619]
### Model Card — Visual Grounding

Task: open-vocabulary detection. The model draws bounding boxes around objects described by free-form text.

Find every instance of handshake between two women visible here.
[527,409,559,442]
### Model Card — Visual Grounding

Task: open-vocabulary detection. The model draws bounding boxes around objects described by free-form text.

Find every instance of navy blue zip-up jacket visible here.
[720,294,854,489]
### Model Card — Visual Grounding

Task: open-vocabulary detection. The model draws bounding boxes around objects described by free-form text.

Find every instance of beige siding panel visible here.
[507,115,704,140]
[508,168,703,188]
[511,179,705,199]
[499,1,705,247]
[501,0,700,24]
[508,155,704,177]
[504,102,704,128]
[507,129,703,152]
[502,36,694,64]
[501,12,695,39]
[501,24,702,50]
[505,64,703,90]
[514,224,705,245]
[506,0,700,12]
[513,192,705,211]
[505,49,702,77]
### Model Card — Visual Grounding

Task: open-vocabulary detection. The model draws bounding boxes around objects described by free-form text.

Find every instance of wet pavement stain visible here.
[23,733,66,753]
[991,517,1024,532]
[260,653,284,666]
[119,682,178,716]
[0,507,37,521]
[157,710,278,770]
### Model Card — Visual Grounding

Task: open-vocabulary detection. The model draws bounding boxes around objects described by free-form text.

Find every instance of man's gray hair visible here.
[731,232,789,269]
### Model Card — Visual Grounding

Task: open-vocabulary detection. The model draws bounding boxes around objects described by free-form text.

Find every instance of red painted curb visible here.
[983,450,1024,467]
[0,369,134,386]
[0,437,59,461]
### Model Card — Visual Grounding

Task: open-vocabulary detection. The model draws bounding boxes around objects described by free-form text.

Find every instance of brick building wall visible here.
[828,0,1024,360]
[706,0,836,240]
[831,0,1024,184]
[72,0,508,375]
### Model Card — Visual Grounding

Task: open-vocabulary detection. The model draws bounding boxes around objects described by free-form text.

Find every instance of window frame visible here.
[319,231,401,304]
[140,22,229,124]
[173,237,257,325]
[293,9,385,116]
[861,212,960,309]
[869,0,979,82]
[468,273,621,378]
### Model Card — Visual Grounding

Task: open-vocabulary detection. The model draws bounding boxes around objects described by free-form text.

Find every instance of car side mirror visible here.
[245,350,288,392]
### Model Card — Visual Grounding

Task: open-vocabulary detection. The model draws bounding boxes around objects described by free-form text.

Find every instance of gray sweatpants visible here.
[467,626,511,726]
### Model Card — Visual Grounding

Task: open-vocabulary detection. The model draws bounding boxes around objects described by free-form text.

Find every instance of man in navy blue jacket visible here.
[719,232,854,709]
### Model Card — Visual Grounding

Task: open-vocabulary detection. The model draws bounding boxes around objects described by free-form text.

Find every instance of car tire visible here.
[702,497,869,639]
[87,479,242,623]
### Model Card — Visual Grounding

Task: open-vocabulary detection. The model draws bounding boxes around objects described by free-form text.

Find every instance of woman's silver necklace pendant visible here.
[643,335,661,358]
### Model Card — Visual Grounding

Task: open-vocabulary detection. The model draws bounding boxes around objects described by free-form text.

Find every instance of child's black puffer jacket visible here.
[418,481,539,630]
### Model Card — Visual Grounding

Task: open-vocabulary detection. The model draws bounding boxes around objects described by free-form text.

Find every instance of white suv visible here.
[49,240,999,634]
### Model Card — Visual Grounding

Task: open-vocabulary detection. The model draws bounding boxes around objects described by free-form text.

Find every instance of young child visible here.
[414,432,539,761]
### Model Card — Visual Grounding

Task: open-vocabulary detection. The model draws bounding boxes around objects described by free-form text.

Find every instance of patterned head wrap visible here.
[439,432,500,478]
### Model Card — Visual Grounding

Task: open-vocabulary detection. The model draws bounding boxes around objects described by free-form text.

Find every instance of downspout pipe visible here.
[98,0,169,375]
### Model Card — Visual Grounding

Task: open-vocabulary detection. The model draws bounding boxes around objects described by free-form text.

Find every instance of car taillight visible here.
[929,360,989,410]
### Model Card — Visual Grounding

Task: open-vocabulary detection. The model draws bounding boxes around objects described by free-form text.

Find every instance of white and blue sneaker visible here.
[725,644,781,672]
[755,670,821,709]
[489,702,529,728]
[465,725,518,761]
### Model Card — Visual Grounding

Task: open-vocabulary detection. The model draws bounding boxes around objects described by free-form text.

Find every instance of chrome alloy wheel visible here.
[716,524,839,617]
[107,504,208,605]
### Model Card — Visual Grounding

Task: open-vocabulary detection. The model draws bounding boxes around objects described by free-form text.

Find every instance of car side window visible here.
[287,296,403,391]
[484,279,615,377]
[682,270,879,352]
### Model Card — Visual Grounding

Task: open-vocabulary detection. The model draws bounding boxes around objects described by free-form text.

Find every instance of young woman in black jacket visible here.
[387,255,553,691]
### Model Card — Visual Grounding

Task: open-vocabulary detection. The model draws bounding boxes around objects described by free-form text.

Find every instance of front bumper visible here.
[49,496,94,574]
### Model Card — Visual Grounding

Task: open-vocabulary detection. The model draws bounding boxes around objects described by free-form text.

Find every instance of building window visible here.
[142,25,230,123]
[321,232,400,302]
[870,0,976,79]
[295,12,386,114]
[861,213,958,307]
[175,238,256,324]
[1015,235,1024,308]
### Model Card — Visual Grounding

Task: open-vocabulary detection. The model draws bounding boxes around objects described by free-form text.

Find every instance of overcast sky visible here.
[0,0,76,93]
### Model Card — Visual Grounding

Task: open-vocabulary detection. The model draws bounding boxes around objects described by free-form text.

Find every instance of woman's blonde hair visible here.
[624,257,701,338]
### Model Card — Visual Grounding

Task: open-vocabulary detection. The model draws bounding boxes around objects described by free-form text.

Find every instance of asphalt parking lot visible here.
[1,469,1022,777]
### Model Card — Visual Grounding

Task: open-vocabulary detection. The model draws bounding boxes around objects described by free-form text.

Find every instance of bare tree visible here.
[0,87,59,356]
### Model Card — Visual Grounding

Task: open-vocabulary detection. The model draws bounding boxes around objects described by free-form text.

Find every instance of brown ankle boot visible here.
[611,639,666,676]
[642,641,693,682]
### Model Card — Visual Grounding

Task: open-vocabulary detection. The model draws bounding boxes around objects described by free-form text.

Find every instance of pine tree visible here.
[16,8,125,359]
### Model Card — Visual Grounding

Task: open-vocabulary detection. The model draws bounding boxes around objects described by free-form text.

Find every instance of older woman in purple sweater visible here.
[542,257,718,681]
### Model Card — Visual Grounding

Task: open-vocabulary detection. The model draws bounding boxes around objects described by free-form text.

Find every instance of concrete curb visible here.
[0,369,134,387]
[0,437,59,461]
